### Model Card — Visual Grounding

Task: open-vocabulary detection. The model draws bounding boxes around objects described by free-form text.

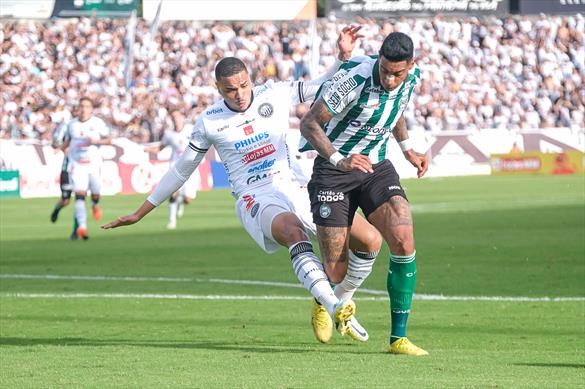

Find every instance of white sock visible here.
[334,249,378,302]
[289,241,339,316]
[169,201,178,223]
[75,198,87,229]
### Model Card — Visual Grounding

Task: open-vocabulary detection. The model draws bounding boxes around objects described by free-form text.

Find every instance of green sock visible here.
[387,251,416,343]
[72,216,79,236]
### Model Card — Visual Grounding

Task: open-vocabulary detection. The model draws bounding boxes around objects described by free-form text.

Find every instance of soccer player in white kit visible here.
[145,110,199,229]
[62,97,111,240]
[104,27,383,343]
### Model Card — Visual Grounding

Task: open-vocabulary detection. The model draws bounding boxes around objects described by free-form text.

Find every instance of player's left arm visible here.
[393,114,428,178]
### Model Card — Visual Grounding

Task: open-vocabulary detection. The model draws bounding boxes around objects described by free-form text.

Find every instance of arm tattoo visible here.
[300,100,337,159]
[392,115,409,142]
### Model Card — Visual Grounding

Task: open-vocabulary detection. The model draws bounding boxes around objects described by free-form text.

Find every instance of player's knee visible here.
[362,228,383,252]
[62,198,70,206]
[390,232,415,256]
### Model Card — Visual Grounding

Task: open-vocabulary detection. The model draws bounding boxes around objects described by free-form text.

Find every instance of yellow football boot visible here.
[311,300,333,343]
[388,337,429,356]
[334,300,356,336]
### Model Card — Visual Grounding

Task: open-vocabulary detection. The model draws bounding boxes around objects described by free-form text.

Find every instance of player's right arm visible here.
[102,119,210,229]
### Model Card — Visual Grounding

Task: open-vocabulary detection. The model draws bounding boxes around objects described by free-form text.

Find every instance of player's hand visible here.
[337,25,364,61]
[101,213,141,229]
[337,154,373,173]
[404,150,429,178]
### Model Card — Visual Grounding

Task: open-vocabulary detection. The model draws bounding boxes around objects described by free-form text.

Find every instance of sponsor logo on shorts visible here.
[250,203,260,218]
[234,132,270,151]
[206,107,224,115]
[247,159,276,174]
[388,185,402,191]
[258,103,274,118]
[317,190,345,202]
[319,203,331,219]
[246,170,280,185]
[241,144,276,164]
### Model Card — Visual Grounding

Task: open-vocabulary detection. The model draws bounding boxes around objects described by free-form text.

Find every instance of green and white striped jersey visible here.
[299,55,420,164]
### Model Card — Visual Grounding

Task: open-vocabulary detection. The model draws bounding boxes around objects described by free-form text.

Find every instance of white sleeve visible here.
[147,147,205,206]
[97,118,110,138]
[298,58,343,103]
[147,117,210,206]
[272,59,343,105]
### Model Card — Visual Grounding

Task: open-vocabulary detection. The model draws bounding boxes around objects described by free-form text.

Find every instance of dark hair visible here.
[79,96,94,106]
[380,32,414,62]
[215,57,248,81]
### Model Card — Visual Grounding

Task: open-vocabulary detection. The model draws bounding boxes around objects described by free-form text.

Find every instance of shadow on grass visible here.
[513,362,585,369]
[0,337,383,355]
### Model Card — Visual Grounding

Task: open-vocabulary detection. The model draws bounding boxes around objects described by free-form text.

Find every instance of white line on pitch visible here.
[1,274,583,302]
[0,292,583,303]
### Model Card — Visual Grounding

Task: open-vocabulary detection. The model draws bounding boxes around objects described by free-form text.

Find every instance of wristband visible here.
[399,139,413,152]
[329,151,344,167]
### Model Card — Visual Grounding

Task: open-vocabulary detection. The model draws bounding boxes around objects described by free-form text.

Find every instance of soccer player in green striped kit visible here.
[299,32,429,355]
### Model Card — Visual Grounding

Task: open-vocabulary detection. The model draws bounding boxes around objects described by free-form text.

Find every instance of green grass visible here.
[1,175,584,388]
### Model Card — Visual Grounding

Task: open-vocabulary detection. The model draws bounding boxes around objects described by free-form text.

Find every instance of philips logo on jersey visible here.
[241,144,276,164]
[247,159,276,174]
[234,132,270,151]
[317,190,345,202]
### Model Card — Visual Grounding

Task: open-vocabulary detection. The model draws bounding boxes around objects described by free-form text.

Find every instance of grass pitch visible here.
[1,175,584,388]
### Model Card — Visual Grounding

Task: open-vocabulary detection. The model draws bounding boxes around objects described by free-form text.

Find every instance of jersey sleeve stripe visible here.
[298,81,305,103]
[188,143,208,153]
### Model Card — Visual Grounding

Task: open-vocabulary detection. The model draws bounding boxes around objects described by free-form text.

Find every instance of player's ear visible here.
[407,58,415,70]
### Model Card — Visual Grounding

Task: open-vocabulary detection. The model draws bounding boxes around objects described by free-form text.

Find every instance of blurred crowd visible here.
[1,14,583,142]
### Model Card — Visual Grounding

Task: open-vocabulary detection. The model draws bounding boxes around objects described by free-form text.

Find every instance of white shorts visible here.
[235,183,315,254]
[179,172,199,199]
[70,160,101,194]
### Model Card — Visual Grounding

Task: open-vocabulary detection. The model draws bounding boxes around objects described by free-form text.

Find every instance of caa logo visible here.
[234,132,270,151]
[241,144,276,164]
[206,107,223,115]
[247,159,276,174]
[246,170,279,185]
[258,103,274,118]
[317,190,345,202]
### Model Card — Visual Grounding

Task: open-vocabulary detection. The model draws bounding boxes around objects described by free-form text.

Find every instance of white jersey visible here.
[66,116,109,163]
[189,79,323,198]
[161,125,194,163]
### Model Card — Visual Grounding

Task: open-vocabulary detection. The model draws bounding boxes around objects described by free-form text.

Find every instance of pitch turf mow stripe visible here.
[1,274,583,302]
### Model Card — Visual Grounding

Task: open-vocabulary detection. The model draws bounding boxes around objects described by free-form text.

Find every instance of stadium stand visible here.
[1,15,583,141]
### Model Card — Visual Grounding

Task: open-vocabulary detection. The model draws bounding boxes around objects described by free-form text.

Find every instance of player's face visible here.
[79,100,93,121]
[378,57,414,91]
[216,71,253,112]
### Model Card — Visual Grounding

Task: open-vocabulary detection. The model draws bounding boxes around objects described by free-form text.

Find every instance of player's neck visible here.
[79,116,92,123]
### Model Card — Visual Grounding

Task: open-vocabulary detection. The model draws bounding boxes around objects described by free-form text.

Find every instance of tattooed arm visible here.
[300,99,373,173]
[393,114,428,178]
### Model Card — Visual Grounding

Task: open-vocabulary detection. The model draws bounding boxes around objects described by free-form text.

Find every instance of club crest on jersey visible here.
[319,203,331,219]
[258,103,274,118]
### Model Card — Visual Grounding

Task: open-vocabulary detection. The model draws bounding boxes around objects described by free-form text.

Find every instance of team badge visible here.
[319,203,331,219]
[258,103,274,118]
[251,203,260,218]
